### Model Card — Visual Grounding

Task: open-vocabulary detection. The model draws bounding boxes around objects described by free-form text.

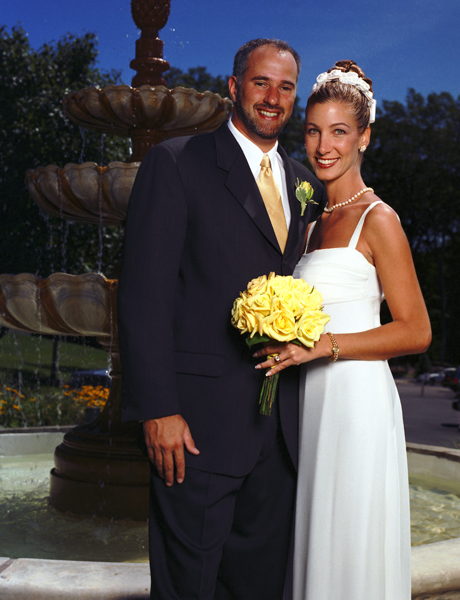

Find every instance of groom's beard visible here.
[234,94,290,141]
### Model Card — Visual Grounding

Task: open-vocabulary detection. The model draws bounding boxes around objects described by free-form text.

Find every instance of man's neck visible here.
[229,116,278,153]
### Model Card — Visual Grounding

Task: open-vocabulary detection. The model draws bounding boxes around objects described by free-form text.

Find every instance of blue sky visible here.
[3,0,460,107]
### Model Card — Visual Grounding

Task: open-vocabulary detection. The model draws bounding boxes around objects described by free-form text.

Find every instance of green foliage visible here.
[363,89,460,364]
[0,25,128,276]
[165,65,230,98]
[0,382,108,428]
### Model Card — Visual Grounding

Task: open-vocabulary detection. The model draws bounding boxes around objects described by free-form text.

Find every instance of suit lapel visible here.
[214,125,281,252]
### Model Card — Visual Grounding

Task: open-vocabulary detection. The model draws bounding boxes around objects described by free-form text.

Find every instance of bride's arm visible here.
[255,203,431,374]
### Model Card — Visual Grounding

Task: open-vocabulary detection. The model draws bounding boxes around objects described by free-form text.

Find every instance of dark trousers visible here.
[148,412,296,600]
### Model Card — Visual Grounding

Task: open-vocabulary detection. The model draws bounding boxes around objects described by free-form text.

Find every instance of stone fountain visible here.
[0,0,232,520]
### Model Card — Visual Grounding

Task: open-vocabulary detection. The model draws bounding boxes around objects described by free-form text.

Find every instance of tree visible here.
[0,26,129,277]
[363,90,460,363]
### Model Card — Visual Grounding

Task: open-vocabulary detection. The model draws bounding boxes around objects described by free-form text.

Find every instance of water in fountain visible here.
[0,453,148,562]
[2,450,459,561]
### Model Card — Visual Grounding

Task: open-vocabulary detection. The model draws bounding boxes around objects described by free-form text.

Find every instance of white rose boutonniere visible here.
[295,179,317,216]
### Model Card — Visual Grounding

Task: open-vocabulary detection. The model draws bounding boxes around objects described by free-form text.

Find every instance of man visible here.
[118,38,326,600]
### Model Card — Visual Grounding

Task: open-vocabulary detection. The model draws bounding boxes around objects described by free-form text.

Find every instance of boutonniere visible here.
[295,179,317,216]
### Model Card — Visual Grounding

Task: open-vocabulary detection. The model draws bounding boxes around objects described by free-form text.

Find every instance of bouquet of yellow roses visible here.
[231,272,330,415]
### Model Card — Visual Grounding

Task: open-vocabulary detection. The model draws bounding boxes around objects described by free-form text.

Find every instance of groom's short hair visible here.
[233,39,301,85]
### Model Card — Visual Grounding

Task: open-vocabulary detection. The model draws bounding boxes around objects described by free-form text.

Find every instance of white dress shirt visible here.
[227,119,291,230]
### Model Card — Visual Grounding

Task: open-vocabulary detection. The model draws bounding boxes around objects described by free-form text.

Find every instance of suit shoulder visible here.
[158,131,215,155]
[287,156,313,178]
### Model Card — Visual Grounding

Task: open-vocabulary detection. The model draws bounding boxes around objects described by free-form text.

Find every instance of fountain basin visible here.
[0,273,117,338]
[1,431,460,598]
[0,557,150,600]
[26,162,139,225]
[63,85,232,138]
[0,275,151,520]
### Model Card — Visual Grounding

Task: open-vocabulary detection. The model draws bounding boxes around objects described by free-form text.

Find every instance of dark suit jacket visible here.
[118,123,326,476]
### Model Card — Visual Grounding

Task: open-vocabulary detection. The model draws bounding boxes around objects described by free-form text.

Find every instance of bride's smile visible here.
[304,101,369,188]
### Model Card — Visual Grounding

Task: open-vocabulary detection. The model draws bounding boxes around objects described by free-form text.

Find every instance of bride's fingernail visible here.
[255,364,261,370]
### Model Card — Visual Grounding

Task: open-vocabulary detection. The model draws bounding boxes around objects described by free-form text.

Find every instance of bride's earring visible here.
[359,145,367,153]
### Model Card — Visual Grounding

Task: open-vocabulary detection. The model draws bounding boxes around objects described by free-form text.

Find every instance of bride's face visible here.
[304,101,370,183]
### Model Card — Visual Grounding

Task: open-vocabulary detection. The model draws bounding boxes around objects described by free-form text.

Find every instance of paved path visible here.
[397,379,460,448]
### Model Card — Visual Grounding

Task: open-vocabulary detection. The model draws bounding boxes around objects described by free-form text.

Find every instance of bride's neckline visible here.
[303,246,376,269]
[302,201,383,267]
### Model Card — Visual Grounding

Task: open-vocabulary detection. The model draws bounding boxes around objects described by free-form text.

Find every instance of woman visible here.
[255,61,431,599]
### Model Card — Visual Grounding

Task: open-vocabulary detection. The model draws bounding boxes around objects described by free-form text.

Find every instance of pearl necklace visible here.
[323,187,374,213]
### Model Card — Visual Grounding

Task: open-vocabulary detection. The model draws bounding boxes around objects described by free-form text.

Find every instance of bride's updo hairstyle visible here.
[307,60,375,134]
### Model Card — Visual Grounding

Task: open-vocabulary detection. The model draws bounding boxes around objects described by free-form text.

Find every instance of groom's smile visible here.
[228,44,298,152]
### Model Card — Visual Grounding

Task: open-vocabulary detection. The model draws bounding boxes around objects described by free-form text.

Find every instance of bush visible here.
[0,383,108,428]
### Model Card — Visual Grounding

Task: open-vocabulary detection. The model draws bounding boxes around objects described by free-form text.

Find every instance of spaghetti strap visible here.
[348,201,383,249]
[304,221,317,253]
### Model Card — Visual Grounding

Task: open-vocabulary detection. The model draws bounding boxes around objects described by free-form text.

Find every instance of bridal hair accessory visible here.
[327,332,339,362]
[359,145,367,153]
[312,69,377,123]
[323,187,373,213]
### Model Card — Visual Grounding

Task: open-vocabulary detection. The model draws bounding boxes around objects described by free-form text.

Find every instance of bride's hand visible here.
[253,336,331,375]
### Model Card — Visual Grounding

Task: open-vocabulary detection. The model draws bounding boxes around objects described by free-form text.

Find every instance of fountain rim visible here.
[1,431,460,599]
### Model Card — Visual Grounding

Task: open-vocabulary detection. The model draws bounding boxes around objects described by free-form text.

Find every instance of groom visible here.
[118,38,325,600]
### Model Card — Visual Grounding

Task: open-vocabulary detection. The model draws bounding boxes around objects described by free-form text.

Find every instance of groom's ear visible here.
[228,76,238,103]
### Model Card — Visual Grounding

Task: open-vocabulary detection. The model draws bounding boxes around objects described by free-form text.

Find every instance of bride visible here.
[255,61,431,599]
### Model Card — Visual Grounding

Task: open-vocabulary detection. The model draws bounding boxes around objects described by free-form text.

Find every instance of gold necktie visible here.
[257,154,288,252]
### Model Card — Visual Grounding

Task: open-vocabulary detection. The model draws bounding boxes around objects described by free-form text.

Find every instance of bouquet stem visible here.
[259,372,279,416]
[259,354,279,416]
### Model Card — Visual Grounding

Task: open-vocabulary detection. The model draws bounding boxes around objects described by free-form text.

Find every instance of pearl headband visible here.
[312,69,377,123]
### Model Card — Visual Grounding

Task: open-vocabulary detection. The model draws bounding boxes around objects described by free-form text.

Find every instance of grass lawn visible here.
[0,331,108,384]
[0,331,110,427]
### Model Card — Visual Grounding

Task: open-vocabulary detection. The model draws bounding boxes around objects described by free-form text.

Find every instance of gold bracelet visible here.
[327,332,339,362]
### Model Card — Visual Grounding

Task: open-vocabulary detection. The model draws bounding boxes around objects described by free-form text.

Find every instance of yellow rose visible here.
[259,309,296,342]
[247,293,271,317]
[295,179,317,216]
[246,274,268,297]
[295,310,331,347]
[231,296,245,327]
[299,287,324,312]
[271,291,303,318]
[267,275,294,296]
[292,278,313,295]
[235,306,260,335]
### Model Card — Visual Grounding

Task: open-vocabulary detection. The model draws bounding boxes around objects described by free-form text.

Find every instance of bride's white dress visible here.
[292,201,411,600]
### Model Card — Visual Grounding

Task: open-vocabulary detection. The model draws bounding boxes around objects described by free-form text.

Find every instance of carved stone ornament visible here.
[63,85,233,161]
[0,273,117,338]
[26,162,139,225]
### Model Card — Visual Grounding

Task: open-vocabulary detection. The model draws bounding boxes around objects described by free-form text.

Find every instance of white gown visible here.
[292,201,411,600]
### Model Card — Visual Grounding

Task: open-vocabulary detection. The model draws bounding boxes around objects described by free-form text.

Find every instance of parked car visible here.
[454,366,460,395]
[443,367,459,390]
[69,369,111,389]
[417,368,455,385]
[417,372,439,385]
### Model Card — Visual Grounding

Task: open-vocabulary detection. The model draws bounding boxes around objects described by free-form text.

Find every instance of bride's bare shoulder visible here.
[363,198,402,234]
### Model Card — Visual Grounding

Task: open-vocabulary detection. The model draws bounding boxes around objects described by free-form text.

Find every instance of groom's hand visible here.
[143,415,200,486]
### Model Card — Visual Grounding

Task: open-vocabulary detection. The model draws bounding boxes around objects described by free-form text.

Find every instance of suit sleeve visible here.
[118,143,187,422]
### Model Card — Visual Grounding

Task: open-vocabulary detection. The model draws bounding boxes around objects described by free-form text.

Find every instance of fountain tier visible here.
[0,273,149,520]
[26,162,139,225]
[63,85,232,161]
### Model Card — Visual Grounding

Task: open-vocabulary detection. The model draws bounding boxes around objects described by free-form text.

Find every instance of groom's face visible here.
[229,45,298,151]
